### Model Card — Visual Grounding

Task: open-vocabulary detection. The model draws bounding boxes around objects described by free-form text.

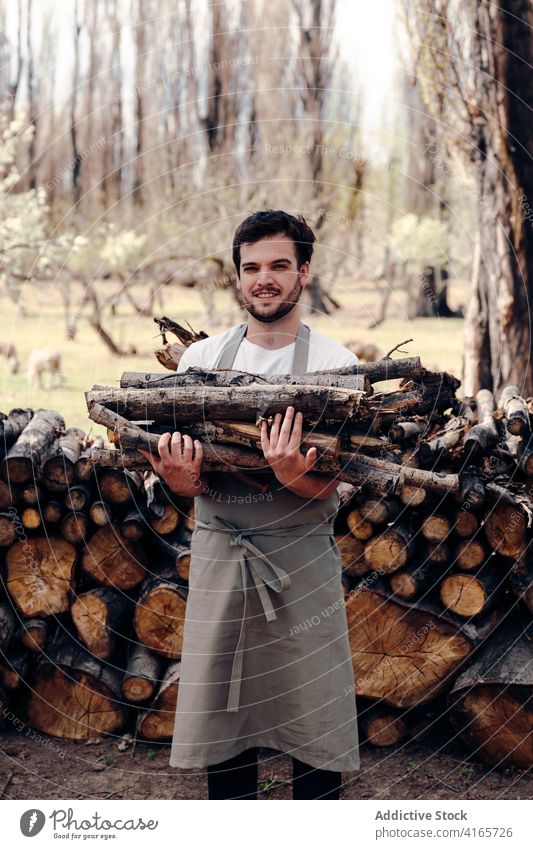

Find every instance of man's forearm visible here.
[280,471,340,500]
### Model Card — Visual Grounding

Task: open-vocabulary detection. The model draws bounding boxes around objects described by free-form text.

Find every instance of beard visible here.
[242,274,304,324]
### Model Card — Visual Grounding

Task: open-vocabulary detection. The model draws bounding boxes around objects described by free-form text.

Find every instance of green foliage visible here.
[391,213,449,270]
[0,113,50,287]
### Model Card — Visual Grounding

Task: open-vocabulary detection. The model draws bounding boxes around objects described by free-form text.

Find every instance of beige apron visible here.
[169,322,360,772]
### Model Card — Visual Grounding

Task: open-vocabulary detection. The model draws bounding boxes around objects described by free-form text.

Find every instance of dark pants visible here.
[206,747,342,800]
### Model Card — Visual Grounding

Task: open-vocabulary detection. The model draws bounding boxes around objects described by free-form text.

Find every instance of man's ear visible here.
[299,262,310,286]
[235,270,242,289]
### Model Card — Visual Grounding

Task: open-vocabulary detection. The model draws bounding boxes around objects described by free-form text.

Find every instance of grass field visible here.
[0,276,466,431]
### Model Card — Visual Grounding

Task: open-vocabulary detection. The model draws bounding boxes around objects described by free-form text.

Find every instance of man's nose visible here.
[256,268,275,284]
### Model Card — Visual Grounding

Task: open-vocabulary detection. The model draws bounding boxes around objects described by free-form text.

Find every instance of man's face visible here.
[236,233,309,324]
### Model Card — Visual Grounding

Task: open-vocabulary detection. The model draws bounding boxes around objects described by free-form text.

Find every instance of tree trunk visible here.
[463,1,533,396]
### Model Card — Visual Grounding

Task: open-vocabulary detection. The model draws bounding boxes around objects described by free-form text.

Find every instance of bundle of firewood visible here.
[82,349,533,768]
[0,407,193,742]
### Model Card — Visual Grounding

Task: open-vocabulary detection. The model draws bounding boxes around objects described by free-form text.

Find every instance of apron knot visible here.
[196,515,292,713]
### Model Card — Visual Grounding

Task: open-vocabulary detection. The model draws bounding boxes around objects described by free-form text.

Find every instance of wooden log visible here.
[404,368,461,413]
[346,509,373,541]
[25,632,127,740]
[456,539,487,571]
[2,410,65,485]
[43,500,63,524]
[484,504,527,558]
[120,357,424,389]
[0,512,17,546]
[88,383,366,425]
[6,536,76,617]
[345,587,473,708]
[335,534,369,578]
[134,566,188,659]
[20,506,42,531]
[360,705,409,747]
[388,420,427,443]
[509,550,533,614]
[186,419,341,461]
[61,510,90,545]
[149,501,180,536]
[417,415,472,465]
[458,466,486,510]
[97,468,141,506]
[0,479,18,510]
[420,514,451,542]
[449,616,533,767]
[348,432,393,453]
[0,600,17,652]
[399,484,428,508]
[18,618,48,652]
[453,509,480,538]
[81,524,146,590]
[21,483,44,505]
[517,434,533,476]
[0,408,33,445]
[122,644,163,703]
[359,497,401,525]
[439,564,501,618]
[500,385,530,436]
[389,560,441,600]
[74,436,105,481]
[120,508,146,541]
[137,661,181,740]
[364,525,414,573]
[462,389,499,460]
[64,482,93,512]
[71,587,132,660]
[41,427,85,490]
[425,541,450,566]
[120,367,370,392]
[89,500,113,527]
[150,532,192,580]
[0,643,29,689]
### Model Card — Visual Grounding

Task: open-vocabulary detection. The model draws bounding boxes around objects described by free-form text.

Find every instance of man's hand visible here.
[260,406,339,500]
[138,432,207,497]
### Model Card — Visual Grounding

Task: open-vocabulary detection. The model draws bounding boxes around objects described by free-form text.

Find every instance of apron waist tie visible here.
[195,515,333,713]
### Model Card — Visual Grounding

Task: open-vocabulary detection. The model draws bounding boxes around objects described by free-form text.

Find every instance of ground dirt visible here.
[1,725,531,801]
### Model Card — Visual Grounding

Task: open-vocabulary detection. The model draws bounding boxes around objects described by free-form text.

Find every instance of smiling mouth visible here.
[253,290,280,300]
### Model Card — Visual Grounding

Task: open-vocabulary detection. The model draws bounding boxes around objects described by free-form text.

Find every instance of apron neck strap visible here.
[215,322,248,369]
[215,321,310,373]
[292,321,310,374]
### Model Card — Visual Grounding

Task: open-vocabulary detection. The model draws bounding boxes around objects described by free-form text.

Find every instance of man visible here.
[141,210,360,800]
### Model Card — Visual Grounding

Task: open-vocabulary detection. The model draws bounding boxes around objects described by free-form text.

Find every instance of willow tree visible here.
[404,0,533,397]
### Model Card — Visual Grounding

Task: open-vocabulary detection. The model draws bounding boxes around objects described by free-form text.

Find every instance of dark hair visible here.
[232,210,316,276]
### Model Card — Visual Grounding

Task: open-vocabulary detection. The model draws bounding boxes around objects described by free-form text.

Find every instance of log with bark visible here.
[449,615,533,768]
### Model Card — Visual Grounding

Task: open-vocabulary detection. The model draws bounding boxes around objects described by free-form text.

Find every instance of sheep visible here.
[26,348,65,389]
[0,341,20,374]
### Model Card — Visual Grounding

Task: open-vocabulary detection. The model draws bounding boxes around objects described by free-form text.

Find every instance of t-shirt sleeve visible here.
[320,346,359,370]
[175,341,206,373]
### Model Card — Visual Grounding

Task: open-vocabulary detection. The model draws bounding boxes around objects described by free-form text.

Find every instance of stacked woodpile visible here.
[1,348,533,770]
[0,407,193,742]
[84,354,533,768]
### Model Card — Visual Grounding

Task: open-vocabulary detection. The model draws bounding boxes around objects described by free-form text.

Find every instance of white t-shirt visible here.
[176,325,359,374]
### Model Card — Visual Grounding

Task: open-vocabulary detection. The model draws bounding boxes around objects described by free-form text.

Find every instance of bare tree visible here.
[292,0,339,315]
[70,0,82,206]
[404,0,533,396]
